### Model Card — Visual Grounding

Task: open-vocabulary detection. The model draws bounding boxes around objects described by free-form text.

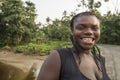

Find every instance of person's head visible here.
[70,11,100,50]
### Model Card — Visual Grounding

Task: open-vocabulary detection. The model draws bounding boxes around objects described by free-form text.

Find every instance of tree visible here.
[76,0,109,17]
[0,0,37,47]
[100,12,120,45]
[41,14,71,41]
[78,0,109,10]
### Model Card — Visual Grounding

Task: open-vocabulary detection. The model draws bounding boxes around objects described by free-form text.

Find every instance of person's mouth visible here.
[80,37,95,44]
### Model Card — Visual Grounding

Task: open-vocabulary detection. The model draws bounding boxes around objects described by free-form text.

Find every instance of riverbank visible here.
[0,50,47,72]
[0,50,47,80]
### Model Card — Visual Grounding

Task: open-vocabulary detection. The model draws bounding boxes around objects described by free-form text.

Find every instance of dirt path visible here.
[99,44,120,80]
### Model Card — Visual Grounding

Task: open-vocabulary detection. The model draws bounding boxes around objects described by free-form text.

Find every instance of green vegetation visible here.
[0,0,37,47]
[15,41,72,55]
[0,0,120,55]
[100,13,120,45]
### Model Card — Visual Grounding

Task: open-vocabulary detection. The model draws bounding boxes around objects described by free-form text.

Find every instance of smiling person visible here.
[37,11,110,80]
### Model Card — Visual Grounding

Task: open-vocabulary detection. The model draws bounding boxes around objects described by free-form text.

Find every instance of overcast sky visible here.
[23,0,120,24]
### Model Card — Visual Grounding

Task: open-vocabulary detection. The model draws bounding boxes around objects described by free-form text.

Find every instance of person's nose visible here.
[84,28,93,35]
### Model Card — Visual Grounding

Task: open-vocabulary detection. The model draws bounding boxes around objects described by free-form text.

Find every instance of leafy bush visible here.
[15,45,27,53]
[100,13,120,45]
[15,41,72,56]
[15,43,41,55]
[1,45,11,51]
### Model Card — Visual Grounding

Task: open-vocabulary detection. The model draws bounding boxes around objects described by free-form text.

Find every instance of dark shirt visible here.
[56,48,110,80]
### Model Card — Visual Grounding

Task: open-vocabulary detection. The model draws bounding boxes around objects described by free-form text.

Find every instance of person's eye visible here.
[76,24,85,30]
[92,26,99,31]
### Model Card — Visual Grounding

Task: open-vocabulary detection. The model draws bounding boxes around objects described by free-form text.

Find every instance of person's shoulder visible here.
[41,49,61,69]
[55,47,69,51]
[38,49,61,80]
[48,49,60,59]
[46,48,67,60]
[55,47,70,52]
[47,48,69,59]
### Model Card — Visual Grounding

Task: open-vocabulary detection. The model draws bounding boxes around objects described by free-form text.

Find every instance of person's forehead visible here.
[74,15,100,25]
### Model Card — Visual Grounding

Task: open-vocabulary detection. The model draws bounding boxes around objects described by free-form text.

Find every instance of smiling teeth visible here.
[81,38,93,42]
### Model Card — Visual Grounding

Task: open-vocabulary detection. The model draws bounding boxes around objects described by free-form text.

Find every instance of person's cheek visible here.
[95,31,100,42]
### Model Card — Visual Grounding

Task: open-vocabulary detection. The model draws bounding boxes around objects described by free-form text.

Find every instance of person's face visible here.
[72,15,100,50]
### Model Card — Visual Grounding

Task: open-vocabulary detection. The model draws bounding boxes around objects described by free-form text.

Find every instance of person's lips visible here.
[80,37,95,44]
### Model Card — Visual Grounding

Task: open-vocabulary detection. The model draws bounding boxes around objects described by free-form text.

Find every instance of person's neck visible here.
[73,45,91,56]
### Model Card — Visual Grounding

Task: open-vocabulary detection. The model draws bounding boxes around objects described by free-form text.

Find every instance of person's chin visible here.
[79,43,94,50]
[83,46,93,50]
[77,38,95,49]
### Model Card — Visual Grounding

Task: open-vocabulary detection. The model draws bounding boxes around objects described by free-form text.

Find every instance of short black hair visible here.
[70,11,100,31]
